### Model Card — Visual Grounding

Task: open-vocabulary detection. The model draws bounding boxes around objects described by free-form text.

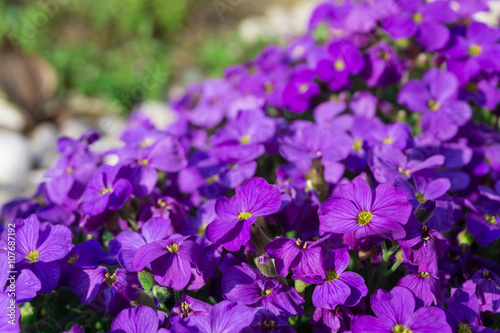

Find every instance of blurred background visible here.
[0,0,316,206]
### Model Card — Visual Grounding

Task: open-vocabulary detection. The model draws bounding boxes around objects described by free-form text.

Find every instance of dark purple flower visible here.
[312,306,353,333]
[168,294,212,323]
[397,271,446,307]
[308,245,367,310]
[466,200,500,247]
[319,176,412,240]
[444,288,495,333]
[132,234,204,290]
[351,286,452,332]
[242,309,296,333]
[170,300,254,333]
[71,266,139,316]
[462,268,500,313]
[205,177,281,251]
[222,263,304,316]
[361,41,404,88]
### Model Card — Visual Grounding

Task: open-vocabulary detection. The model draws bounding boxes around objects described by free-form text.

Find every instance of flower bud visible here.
[255,255,277,277]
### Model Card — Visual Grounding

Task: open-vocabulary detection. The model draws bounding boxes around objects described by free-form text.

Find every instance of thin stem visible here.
[375,242,400,290]
[174,290,180,303]
[367,257,374,294]
[383,260,402,278]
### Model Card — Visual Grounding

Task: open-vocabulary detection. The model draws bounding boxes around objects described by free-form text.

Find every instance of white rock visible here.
[28,122,58,169]
[474,1,500,26]
[0,97,25,131]
[135,101,178,130]
[0,130,31,207]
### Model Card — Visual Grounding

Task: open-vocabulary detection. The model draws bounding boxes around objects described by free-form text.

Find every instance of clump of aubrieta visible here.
[2,0,500,332]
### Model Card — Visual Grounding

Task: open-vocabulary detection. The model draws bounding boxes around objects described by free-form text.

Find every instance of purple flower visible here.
[444,288,495,333]
[0,293,20,333]
[170,301,254,333]
[398,69,472,140]
[444,22,500,83]
[315,40,364,90]
[205,177,281,251]
[168,294,212,323]
[383,0,457,51]
[462,268,500,313]
[312,306,353,333]
[109,217,172,270]
[242,309,296,333]
[305,245,367,310]
[397,271,446,307]
[351,286,452,333]
[0,251,41,303]
[222,263,304,316]
[466,200,500,247]
[110,305,164,333]
[81,164,132,216]
[361,41,404,88]
[369,145,445,184]
[283,67,320,113]
[4,214,72,294]
[132,234,204,290]
[318,176,412,240]
[71,266,139,316]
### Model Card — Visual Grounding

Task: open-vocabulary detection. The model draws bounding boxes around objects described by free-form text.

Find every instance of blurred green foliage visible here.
[0,0,268,111]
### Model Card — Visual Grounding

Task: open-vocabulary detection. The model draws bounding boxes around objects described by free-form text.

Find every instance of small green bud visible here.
[458,229,475,246]
[152,285,170,302]
[255,255,277,277]
[138,269,155,291]
[294,279,308,293]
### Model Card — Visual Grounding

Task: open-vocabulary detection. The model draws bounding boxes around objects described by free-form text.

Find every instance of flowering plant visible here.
[3,0,500,332]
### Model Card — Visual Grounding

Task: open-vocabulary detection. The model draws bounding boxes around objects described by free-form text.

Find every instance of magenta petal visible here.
[30,261,61,294]
[371,183,412,226]
[0,293,20,332]
[318,197,360,234]
[70,266,107,304]
[81,194,109,216]
[371,286,415,326]
[351,315,392,333]
[332,176,372,211]
[141,217,172,243]
[339,272,368,307]
[8,215,39,263]
[406,306,450,333]
[153,254,192,290]
[312,280,350,309]
[149,137,187,172]
[221,219,254,252]
[110,305,159,333]
[215,196,239,220]
[235,177,281,216]
[205,218,240,245]
[222,265,262,305]
[16,268,42,302]
[108,179,132,210]
[109,231,146,271]
[210,301,254,333]
[398,80,430,113]
[132,241,168,272]
[264,238,301,277]
[417,22,450,51]
[37,225,73,262]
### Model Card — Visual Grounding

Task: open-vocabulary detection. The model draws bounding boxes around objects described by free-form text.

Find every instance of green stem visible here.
[383,260,402,278]
[375,242,400,290]
[174,290,180,303]
[367,257,374,294]
[147,304,169,315]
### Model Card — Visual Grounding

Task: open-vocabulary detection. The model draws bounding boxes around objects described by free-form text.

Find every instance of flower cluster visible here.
[2,0,500,332]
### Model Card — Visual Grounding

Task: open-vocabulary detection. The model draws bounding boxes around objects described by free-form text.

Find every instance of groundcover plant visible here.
[2,0,500,332]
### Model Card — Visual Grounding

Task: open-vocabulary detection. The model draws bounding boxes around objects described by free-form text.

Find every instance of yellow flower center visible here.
[180,301,191,315]
[383,137,394,144]
[239,135,251,144]
[352,139,363,151]
[263,319,276,328]
[265,82,274,93]
[238,212,252,221]
[326,270,339,282]
[393,324,412,333]
[357,211,372,226]
[205,174,220,184]
[261,288,273,296]
[66,167,74,174]
[413,12,423,23]
[485,214,497,225]
[105,272,118,287]
[468,44,482,57]
[140,139,154,147]
[296,238,308,249]
[428,99,440,111]
[167,243,180,254]
[68,255,79,266]
[299,83,309,93]
[26,250,39,264]
[418,272,430,278]
[100,187,113,195]
[458,323,472,333]
[334,59,346,71]
[138,159,149,166]
[415,193,426,203]
[398,167,411,177]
